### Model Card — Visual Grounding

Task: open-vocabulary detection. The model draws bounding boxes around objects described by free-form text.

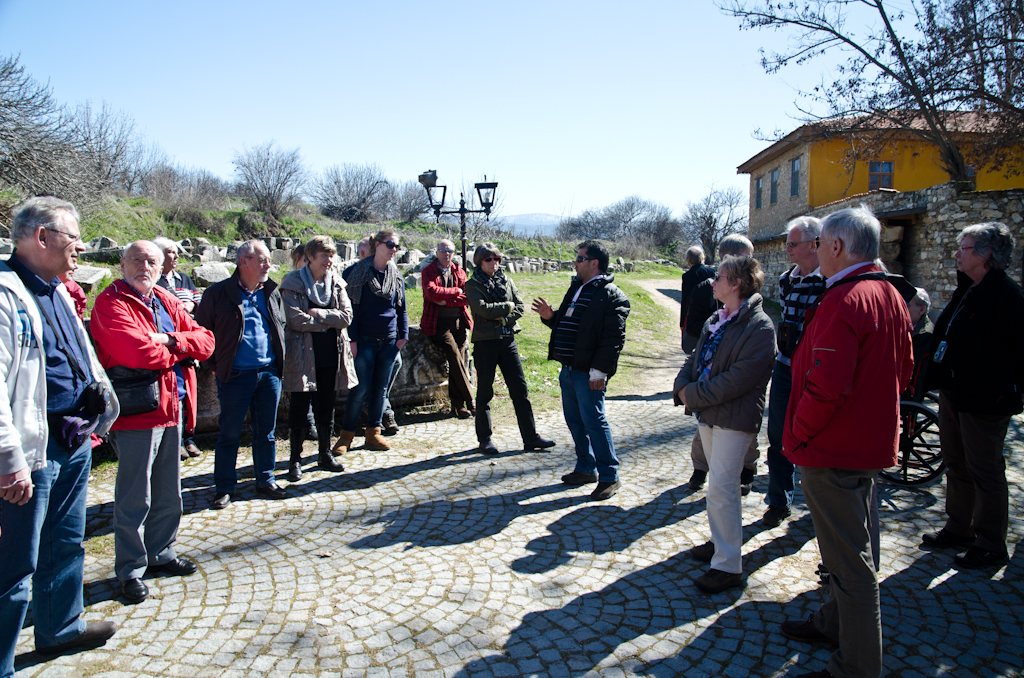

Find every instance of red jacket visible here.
[91,280,215,432]
[419,260,472,336]
[783,264,914,469]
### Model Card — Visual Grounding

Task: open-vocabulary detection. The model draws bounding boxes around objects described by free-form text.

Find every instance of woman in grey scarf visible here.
[280,235,357,480]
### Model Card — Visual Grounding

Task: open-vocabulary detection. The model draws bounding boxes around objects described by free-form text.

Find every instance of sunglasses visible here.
[576,255,596,263]
[483,256,502,263]
[381,241,401,250]
[437,248,454,254]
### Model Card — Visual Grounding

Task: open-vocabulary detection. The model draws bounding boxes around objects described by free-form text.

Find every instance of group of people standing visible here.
[0,195,632,675]
[675,206,1021,678]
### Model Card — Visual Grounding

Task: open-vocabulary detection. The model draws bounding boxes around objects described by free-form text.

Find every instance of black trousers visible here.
[289,333,339,460]
[473,335,537,444]
[428,315,474,410]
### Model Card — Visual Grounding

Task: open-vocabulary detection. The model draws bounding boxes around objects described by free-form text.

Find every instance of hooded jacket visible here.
[0,262,119,475]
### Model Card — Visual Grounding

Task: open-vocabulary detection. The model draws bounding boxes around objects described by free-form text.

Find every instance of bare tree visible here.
[383,180,432,222]
[232,141,307,219]
[557,195,680,246]
[721,0,1024,182]
[140,161,231,211]
[0,54,99,208]
[309,163,391,222]
[70,100,141,194]
[680,187,748,263]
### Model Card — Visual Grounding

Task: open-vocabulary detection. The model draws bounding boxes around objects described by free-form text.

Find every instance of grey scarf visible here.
[347,256,404,307]
[298,264,333,307]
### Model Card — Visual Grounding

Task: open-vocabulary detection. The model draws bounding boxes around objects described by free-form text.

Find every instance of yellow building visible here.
[738,123,1024,241]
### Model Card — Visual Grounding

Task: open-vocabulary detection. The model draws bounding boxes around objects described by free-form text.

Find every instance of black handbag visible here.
[105,365,161,416]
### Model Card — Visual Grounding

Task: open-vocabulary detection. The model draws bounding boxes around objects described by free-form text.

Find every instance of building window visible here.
[770,169,779,204]
[790,158,800,197]
[869,161,893,190]
[755,177,763,209]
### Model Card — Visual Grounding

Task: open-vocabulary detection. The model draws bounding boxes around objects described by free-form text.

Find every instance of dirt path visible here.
[608,277,686,402]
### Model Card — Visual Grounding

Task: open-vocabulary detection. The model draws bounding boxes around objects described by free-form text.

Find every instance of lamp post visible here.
[418,170,498,267]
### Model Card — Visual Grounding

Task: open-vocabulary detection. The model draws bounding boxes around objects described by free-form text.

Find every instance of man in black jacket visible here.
[532,240,630,501]
[196,240,288,509]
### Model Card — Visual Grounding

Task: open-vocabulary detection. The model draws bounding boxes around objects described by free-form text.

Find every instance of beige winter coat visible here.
[279,268,358,393]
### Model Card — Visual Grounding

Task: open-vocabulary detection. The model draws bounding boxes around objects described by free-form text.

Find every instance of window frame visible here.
[770,169,779,204]
[790,157,801,197]
[868,161,894,191]
[755,177,763,209]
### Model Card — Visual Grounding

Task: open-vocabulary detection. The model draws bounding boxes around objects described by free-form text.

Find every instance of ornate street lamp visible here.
[418,170,498,266]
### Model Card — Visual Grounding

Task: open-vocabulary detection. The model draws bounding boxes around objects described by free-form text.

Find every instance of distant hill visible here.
[501,213,562,237]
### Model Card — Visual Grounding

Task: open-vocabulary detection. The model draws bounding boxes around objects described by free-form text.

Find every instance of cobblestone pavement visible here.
[11,397,1024,677]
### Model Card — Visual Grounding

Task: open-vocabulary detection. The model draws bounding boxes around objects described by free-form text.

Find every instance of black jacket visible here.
[924,268,1024,415]
[195,271,287,383]
[685,276,717,340]
[681,264,715,328]
[542,274,630,377]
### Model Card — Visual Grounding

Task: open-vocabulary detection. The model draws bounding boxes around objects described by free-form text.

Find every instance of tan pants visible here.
[690,425,759,472]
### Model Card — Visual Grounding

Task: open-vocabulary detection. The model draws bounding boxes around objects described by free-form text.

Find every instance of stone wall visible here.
[752,182,1024,311]
[747,145,812,241]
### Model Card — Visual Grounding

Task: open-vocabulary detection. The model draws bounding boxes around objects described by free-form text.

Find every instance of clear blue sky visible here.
[0,0,826,218]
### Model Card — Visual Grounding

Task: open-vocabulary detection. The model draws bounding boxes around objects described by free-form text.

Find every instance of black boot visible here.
[317,425,344,473]
[287,430,304,482]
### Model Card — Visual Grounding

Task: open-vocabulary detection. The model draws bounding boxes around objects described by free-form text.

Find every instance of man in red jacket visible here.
[90,241,215,605]
[420,239,474,418]
[780,207,913,678]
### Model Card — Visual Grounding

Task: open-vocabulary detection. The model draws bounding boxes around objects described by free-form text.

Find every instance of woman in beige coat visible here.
[280,235,357,480]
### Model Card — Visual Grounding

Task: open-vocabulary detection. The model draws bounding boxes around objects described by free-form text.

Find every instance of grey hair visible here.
[958,222,1014,272]
[10,196,80,242]
[685,245,706,267]
[122,240,165,265]
[236,239,267,265]
[912,287,931,311]
[437,239,455,251]
[718,233,753,258]
[152,236,178,254]
[786,216,822,241]
[820,206,880,261]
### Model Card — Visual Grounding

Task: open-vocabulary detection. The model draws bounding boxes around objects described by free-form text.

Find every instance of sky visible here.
[0,0,834,219]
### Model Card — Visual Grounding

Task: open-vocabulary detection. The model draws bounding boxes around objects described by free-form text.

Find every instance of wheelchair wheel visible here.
[879,400,945,486]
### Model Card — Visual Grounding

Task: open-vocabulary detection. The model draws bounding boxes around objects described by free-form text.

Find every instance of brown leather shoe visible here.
[364,427,391,451]
[780,617,839,647]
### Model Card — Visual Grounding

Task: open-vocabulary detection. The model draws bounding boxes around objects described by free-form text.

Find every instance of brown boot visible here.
[331,430,356,456]
[364,427,391,451]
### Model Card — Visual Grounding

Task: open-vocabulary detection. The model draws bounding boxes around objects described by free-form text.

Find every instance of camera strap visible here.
[33,295,90,382]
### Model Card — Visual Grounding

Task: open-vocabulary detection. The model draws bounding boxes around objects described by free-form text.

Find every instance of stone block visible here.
[0,238,12,254]
[338,243,355,261]
[271,249,290,266]
[79,247,122,264]
[880,226,904,242]
[405,272,422,290]
[197,244,222,262]
[71,265,109,292]
[192,262,234,286]
[506,262,516,274]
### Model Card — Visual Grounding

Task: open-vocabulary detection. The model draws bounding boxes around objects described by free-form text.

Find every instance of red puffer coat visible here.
[783,264,914,470]
[91,280,215,432]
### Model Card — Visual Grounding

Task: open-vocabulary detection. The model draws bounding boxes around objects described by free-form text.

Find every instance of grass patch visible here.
[83,533,114,559]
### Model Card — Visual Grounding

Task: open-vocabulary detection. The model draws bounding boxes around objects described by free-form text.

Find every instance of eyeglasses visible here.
[713,273,735,282]
[381,241,401,250]
[576,255,596,263]
[785,240,814,250]
[437,248,454,254]
[46,227,82,243]
[483,256,502,263]
[958,245,975,253]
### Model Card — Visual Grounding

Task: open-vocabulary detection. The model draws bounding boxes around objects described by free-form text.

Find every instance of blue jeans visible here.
[559,366,619,482]
[214,365,282,495]
[383,350,403,417]
[765,360,796,509]
[0,436,91,676]
[343,339,400,431]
